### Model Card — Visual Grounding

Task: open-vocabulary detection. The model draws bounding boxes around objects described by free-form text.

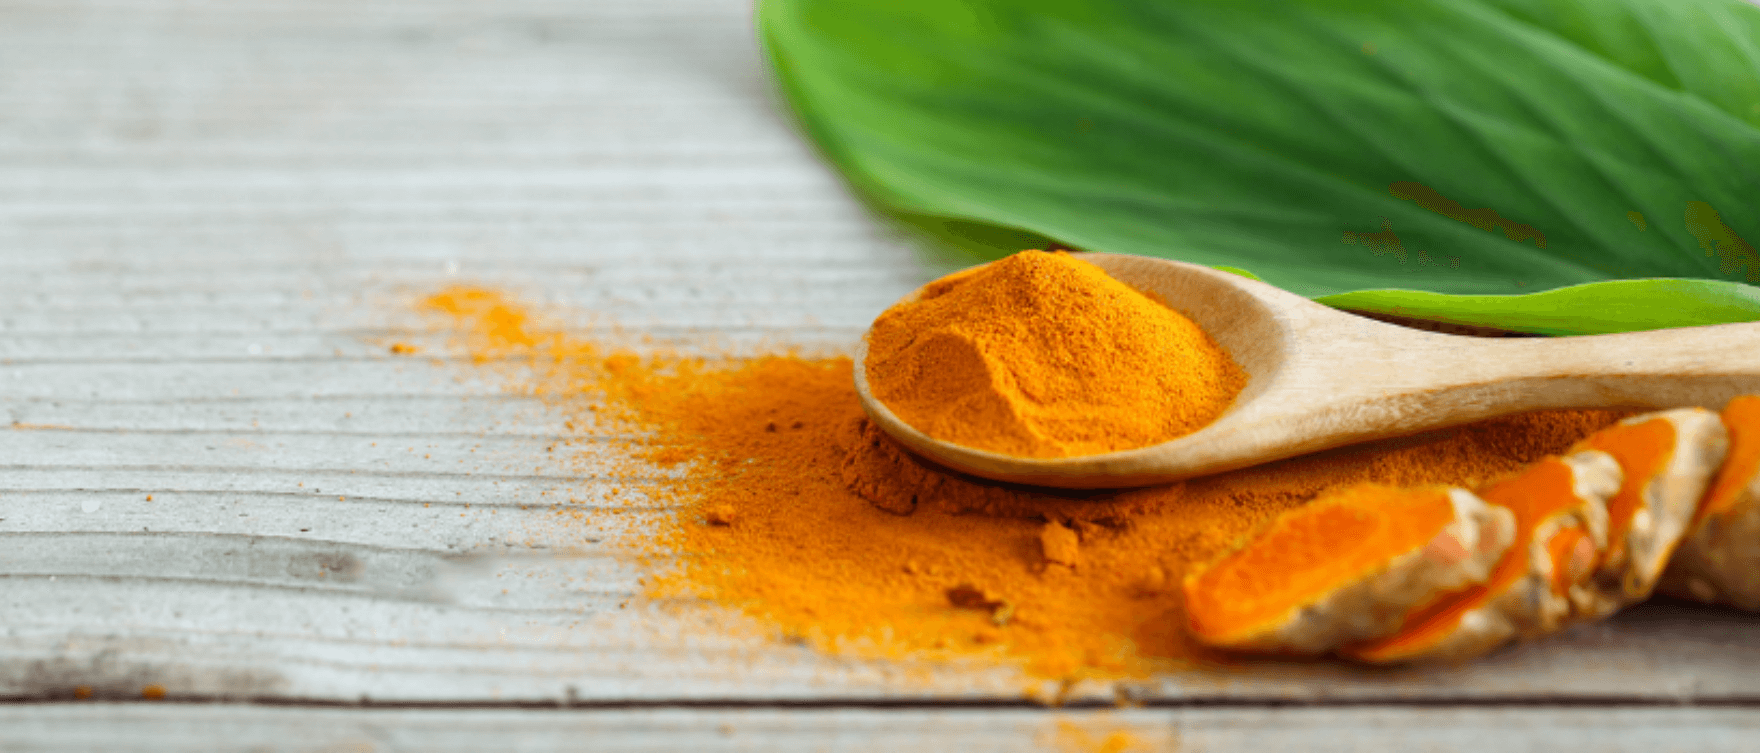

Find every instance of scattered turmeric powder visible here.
[862,250,1245,458]
[1039,521,1082,569]
[420,284,1631,680]
[423,286,541,358]
[1052,720,1148,753]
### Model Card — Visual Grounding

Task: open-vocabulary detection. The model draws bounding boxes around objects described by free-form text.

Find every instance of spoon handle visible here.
[1248,319,1760,458]
[1487,320,1760,403]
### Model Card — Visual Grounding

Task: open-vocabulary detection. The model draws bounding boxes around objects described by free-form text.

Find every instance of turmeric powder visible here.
[420,285,1632,681]
[862,251,1246,458]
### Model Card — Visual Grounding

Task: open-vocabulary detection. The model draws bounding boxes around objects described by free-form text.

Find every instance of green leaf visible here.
[1319,278,1760,335]
[760,0,1760,334]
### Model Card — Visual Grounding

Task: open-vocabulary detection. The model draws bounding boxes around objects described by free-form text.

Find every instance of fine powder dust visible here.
[862,251,1246,458]
[420,285,1627,682]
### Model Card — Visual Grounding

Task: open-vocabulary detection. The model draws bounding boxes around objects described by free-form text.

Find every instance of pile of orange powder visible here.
[419,255,1630,682]
[863,251,1245,457]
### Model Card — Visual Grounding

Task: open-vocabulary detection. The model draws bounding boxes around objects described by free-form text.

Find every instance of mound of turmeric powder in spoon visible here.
[863,250,1247,458]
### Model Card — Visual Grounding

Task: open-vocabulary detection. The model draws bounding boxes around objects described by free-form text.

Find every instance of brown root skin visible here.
[1490,452,1620,644]
[1659,484,1760,609]
[1577,408,1728,619]
[1191,488,1514,656]
[1522,451,1618,636]
[1659,396,1760,610]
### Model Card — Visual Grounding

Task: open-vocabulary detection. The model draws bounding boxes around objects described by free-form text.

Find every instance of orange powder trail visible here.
[419,285,1628,681]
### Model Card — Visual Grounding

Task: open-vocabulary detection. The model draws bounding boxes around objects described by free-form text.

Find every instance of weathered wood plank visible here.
[5,396,565,435]
[4,0,1760,714]
[2,705,1756,753]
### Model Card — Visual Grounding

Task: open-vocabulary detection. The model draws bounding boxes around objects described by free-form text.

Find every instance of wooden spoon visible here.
[854,252,1760,489]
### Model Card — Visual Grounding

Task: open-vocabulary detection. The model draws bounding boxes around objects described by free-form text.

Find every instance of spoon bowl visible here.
[855,253,1760,489]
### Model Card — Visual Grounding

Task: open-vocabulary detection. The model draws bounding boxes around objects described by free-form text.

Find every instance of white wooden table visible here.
[2,1,1758,749]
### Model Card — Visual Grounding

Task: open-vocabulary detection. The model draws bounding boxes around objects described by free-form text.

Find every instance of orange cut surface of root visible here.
[1700,395,1760,523]
[1574,417,1675,563]
[1546,526,1596,597]
[1183,484,1456,646]
[1347,456,1596,662]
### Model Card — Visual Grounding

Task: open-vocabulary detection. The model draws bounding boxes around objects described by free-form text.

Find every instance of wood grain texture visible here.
[3,0,1760,733]
[6,704,1760,753]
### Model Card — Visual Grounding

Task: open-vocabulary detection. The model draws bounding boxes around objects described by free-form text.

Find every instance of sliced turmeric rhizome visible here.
[1182,484,1514,655]
[1344,451,1619,664]
[1570,407,1727,617]
[1186,404,1739,665]
[1660,396,1760,609]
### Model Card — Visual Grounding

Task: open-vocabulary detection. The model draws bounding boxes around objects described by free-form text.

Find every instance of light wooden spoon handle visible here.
[1222,316,1760,471]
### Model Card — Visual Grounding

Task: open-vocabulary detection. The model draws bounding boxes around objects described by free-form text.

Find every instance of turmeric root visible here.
[1187,406,1737,665]
[1659,396,1760,610]
[1569,408,1728,616]
[1344,451,1619,664]
[1182,484,1514,655]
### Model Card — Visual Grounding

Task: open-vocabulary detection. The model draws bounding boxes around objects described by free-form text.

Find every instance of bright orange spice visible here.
[421,285,1629,681]
[863,251,1245,458]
